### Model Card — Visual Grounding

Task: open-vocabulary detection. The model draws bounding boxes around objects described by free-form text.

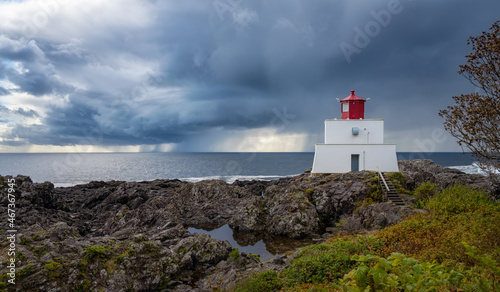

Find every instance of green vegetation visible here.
[248,253,261,262]
[232,184,500,291]
[387,172,410,195]
[378,185,500,264]
[413,181,438,201]
[32,244,48,257]
[17,264,36,278]
[84,244,111,260]
[282,236,382,285]
[366,175,383,202]
[234,271,284,292]
[335,251,498,291]
[228,248,241,262]
[44,260,63,278]
[305,189,315,196]
[74,279,91,292]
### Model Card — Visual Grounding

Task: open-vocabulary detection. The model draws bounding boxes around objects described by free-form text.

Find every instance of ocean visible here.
[0,152,477,187]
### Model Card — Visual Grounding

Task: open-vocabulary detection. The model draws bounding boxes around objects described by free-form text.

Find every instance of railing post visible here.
[377,166,389,203]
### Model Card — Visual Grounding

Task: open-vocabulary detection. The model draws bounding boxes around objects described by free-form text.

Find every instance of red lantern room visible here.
[340,90,366,120]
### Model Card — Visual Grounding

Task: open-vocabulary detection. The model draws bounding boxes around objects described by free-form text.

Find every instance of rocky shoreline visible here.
[0,160,498,291]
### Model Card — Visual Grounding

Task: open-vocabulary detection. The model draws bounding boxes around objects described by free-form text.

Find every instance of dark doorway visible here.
[351,154,359,172]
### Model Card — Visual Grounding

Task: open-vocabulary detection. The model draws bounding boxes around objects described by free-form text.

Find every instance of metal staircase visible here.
[377,168,405,206]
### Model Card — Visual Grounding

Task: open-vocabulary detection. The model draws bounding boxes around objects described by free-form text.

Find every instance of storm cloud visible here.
[0,0,499,152]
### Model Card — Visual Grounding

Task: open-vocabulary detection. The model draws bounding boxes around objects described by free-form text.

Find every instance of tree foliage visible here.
[439,20,500,174]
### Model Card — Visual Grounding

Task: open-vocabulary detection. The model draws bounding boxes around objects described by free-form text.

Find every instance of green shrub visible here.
[84,245,111,260]
[234,270,284,292]
[425,184,494,216]
[413,181,438,200]
[335,252,497,291]
[228,248,240,262]
[44,260,63,278]
[366,176,383,202]
[378,185,500,264]
[282,236,382,285]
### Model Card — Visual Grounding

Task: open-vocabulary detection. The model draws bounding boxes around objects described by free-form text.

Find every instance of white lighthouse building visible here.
[311,90,399,173]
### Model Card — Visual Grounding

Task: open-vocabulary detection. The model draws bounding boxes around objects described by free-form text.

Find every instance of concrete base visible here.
[312,144,399,173]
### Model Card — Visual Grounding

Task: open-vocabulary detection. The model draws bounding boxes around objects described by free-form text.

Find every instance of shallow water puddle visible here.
[187,224,314,260]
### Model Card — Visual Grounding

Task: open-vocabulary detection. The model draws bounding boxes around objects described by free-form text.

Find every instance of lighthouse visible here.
[311,90,399,173]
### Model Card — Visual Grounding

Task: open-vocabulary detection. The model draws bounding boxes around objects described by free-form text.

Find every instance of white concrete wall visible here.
[324,119,384,144]
[312,144,399,173]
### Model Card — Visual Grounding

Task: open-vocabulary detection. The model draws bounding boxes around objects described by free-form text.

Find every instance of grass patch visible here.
[282,236,382,286]
[234,270,284,292]
[44,260,63,278]
[84,244,111,260]
[413,181,438,201]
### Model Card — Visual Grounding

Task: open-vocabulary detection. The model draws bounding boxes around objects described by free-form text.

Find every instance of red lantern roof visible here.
[341,90,365,102]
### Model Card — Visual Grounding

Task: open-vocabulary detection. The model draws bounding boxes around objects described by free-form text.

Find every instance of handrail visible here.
[377,166,389,202]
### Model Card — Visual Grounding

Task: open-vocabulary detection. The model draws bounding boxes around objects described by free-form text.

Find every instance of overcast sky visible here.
[0,0,498,153]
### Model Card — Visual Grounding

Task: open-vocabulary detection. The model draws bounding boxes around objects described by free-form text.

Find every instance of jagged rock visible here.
[399,159,500,199]
[196,253,289,291]
[354,202,422,230]
[0,162,495,291]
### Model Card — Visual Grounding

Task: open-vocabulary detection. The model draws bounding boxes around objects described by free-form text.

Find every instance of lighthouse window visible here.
[342,103,349,112]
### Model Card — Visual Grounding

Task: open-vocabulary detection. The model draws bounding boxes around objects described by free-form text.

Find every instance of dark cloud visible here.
[0,0,499,151]
[0,87,9,96]
[0,105,39,117]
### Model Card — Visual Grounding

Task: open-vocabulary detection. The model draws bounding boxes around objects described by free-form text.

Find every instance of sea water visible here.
[0,152,478,186]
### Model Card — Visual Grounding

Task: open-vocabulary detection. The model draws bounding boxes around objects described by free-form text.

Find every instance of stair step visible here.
[379,171,406,206]
[388,197,403,200]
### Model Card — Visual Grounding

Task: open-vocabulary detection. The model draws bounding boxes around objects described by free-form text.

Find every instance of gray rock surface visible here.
[399,159,499,199]
[0,171,372,291]
[0,159,496,290]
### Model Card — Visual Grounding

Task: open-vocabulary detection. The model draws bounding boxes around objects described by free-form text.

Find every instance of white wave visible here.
[448,163,500,175]
[179,174,300,184]
[52,174,299,188]
[53,182,89,188]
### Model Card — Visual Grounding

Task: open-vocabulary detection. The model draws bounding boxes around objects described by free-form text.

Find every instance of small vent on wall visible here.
[352,127,359,135]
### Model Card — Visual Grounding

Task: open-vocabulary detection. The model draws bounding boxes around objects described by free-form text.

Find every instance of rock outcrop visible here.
[0,159,497,291]
[0,171,374,291]
[399,159,500,199]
